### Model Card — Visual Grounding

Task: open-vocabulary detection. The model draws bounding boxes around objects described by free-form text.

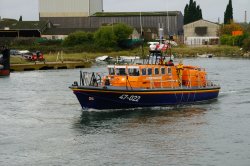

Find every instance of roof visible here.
[92,11,182,17]
[0,20,49,30]
[184,19,219,27]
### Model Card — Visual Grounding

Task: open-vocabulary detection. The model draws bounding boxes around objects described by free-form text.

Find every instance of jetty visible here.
[10,61,91,72]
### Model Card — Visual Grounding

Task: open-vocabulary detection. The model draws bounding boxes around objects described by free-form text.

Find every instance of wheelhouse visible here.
[106,64,179,88]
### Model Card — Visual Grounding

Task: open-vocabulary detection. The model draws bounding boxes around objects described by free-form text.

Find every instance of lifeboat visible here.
[70,41,220,110]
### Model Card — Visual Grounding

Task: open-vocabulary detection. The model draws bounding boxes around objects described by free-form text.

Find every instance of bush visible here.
[113,23,133,46]
[9,23,135,53]
[36,39,63,46]
[220,34,249,47]
[94,26,117,47]
[93,23,134,48]
[12,38,36,46]
[242,37,250,51]
[63,31,94,46]
[220,22,244,35]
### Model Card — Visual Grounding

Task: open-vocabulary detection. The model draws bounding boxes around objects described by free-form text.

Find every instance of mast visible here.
[140,12,145,64]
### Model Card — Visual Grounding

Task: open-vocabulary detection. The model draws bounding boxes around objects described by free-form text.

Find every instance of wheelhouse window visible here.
[154,68,159,75]
[141,68,146,75]
[161,68,165,75]
[108,67,115,75]
[115,66,127,75]
[128,67,140,76]
[148,68,152,75]
[167,67,172,75]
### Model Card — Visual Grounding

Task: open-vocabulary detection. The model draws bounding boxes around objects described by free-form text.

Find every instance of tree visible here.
[184,4,189,25]
[19,16,22,21]
[220,22,243,35]
[113,23,133,45]
[184,0,203,24]
[219,22,246,47]
[63,31,94,46]
[94,26,117,47]
[224,0,233,24]
[94,23,133,48]
[196,5,202,20]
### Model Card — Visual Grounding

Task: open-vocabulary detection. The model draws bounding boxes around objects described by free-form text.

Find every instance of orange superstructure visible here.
[182,66,207,87]
[103,63,208,89]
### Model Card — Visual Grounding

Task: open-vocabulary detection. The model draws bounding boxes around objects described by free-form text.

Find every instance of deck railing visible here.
[79,71,104,87]
[78,71,219,89]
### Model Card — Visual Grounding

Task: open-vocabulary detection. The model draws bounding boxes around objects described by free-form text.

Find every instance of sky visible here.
[0,0,249,23]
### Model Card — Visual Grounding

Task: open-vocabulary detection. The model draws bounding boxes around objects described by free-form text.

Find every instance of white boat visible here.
[197,53,213,58]
[95,55,113,62]
[119,56,140,61]
[17,50,29,55]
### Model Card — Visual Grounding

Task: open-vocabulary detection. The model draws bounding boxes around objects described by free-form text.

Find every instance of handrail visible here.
[78,71,219,88]
[79,71,104,87]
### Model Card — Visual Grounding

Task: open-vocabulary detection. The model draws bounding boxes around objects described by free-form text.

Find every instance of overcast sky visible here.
[0,0,249,23]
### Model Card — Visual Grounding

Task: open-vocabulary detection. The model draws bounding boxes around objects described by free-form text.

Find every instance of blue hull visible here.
[71,86,220,110]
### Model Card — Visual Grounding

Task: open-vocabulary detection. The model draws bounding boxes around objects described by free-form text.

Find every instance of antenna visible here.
[158,23,164,43]
[245,11,247,24]
[166,0,170,35]
[140,12,143,36]
[139,12,145,64]
[167,11,170,34]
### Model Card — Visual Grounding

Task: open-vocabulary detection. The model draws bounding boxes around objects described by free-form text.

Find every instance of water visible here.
[1,57,250,166]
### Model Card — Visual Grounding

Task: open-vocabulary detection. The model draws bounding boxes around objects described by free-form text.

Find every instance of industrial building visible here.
[184,19,220,45]
[39,0,103,17]
[0,19,50,37]
[39,0,184,41]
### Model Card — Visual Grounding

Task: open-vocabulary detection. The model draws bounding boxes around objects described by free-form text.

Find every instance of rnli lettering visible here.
[119,94,141,102]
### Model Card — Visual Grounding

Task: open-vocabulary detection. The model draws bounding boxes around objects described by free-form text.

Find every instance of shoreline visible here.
[172,45,248,58]
[10,61,91,72]
[10,45,250,66]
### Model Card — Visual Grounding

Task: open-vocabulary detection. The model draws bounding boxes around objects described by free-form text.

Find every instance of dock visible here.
[10,61,91,72]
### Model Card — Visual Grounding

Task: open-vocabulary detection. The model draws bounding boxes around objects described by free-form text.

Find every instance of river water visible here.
[0,57,250,166]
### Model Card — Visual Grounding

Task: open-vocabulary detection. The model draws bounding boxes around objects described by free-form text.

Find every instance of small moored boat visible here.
[197,53,213,58]
[0,48,10,77]
[95,55,113,62]
[70,40,220,110]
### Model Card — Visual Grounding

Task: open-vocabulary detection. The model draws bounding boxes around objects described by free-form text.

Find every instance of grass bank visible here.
[172,45,243,57]
[10,45,245,64]
[10,49,142,64]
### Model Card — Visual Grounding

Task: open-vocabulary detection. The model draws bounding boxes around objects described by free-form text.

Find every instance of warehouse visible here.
[39,0,103,17]
[39,0,183,41]
[184,19,220,46]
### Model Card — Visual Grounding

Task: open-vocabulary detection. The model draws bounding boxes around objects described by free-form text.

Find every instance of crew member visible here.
[166,59,174,66]
[176,61,184,85]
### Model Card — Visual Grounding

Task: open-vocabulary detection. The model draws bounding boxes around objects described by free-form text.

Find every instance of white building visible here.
[39,0,103,17]
[184,19,220,46]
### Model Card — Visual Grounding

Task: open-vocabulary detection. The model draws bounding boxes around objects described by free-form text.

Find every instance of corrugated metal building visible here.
[39,0,183,40]
[184,19,220,45]
[39,0,103,17]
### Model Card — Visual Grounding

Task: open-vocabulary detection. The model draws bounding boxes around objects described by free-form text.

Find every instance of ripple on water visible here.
[1,58,250,165]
